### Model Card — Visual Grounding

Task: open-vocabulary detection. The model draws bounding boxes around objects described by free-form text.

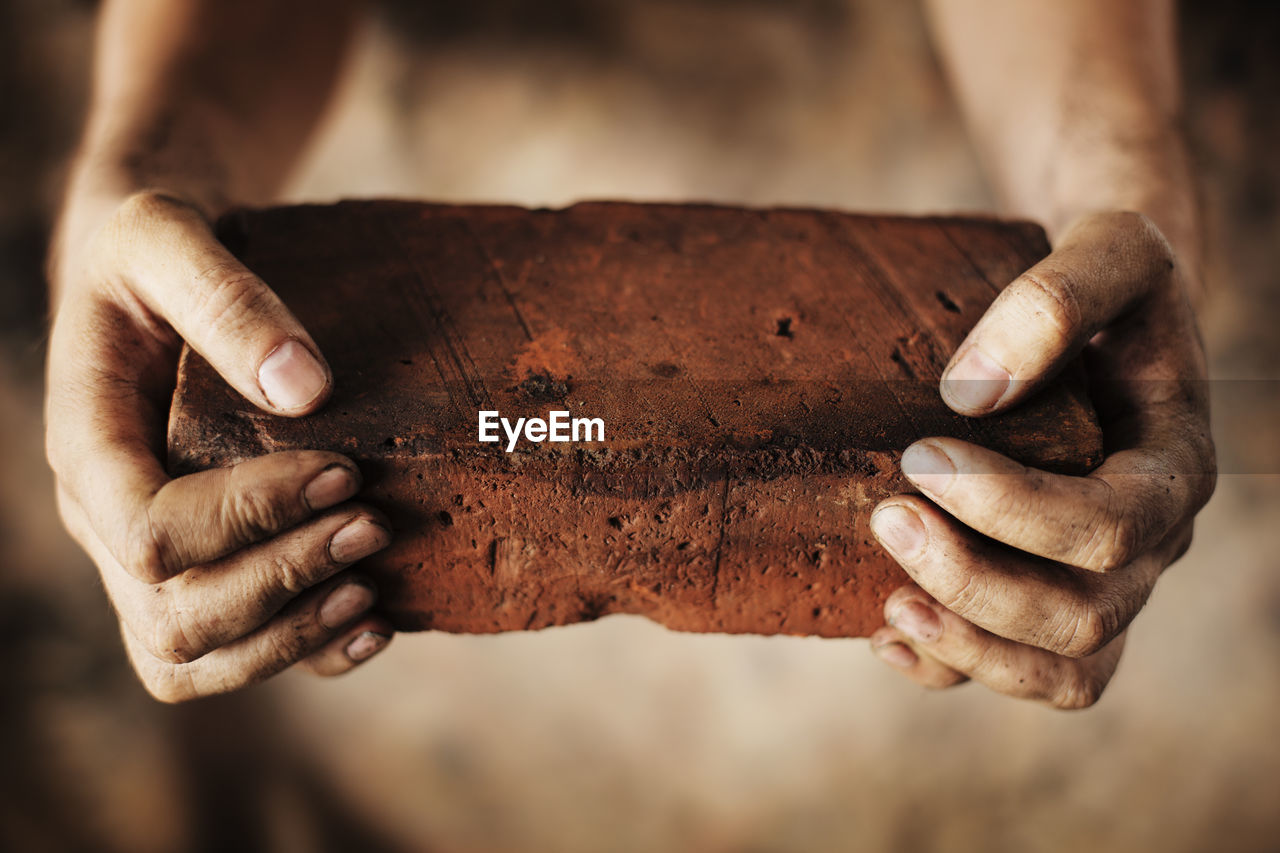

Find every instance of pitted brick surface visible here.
[168,201,1102,637]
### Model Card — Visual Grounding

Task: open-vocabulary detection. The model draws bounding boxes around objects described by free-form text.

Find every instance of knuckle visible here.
[125,510,182,583]
[122,619,204,703]
[1015,267,1082,345]
[1100,210,1177,289]
[188,262,272,335]
[1101,514,1141,571]
[226,481,292,544]
[1077,500,1140,572]
[1051,671,1107,711]
[936,572,994,623]
[1121,210,1175,265]
[1054,601,1117,659]
[126,538,171,585]
[1106,209,1155,237]
[266,547,317,596]
[952,635,1001,677]
[114,190,193,232]
[264,622,312,666]
[147,604,209,665]
[985,485,1037,538]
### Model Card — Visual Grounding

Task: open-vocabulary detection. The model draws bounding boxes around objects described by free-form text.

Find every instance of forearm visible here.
[925,0,1202,296]
[62,0,359,242]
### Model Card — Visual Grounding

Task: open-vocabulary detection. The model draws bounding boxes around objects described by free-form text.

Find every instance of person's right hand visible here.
[47,190,395,702]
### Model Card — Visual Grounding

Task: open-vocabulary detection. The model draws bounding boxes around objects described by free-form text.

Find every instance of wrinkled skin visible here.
[47,191,396,702]
[869,211,1215,709]
[49,0,1211,706]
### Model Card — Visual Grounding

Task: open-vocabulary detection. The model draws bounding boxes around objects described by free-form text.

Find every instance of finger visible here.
[141,451,365,579]
[901,427,1211,572]
[122,574,378,703]
[881,585,1127,710]
[135,509,389,663]
[940,211,1173,415]
[46,284,358,583]
[58,487,391,663]
[108,191,331,415]
[869,495,1170,658]
[296,617,395,677]
[869,625,969,690]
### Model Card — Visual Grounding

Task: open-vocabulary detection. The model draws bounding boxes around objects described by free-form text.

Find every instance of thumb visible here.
[111,192,331,415]
[940,211,1174,416]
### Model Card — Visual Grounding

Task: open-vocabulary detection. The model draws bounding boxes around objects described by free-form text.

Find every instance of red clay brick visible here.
[167,201,1102,637]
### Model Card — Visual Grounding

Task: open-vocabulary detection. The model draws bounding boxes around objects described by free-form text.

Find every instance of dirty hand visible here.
[46,190,394,702]
[868,211,1215,709]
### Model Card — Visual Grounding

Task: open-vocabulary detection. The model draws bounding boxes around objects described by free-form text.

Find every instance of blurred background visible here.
[2,1,1277,851]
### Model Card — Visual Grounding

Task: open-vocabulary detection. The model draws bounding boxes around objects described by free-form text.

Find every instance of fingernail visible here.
[320,581,376,629]
[873,640,918,670]
[346,630,391,662]
[329,520,391,564]
[889,600,942,643]
[305,465,359,511]
[871,505,926,559]
[259,339,328,412]
[901,442,955,496]
[942,346,1009,413]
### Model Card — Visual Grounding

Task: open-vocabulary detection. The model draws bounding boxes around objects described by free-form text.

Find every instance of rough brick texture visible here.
[168,201,1102,638]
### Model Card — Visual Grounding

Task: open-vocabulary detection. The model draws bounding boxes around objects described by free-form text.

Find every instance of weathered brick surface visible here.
[168,201,1102,637]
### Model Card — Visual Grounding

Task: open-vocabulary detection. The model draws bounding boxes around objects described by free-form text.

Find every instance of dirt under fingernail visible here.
[346,630,391,662]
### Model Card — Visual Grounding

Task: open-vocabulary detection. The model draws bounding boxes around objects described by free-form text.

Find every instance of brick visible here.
[167,201,1102,637]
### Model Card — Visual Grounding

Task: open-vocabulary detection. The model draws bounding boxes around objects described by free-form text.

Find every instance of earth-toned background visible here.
[2,2,1276,850]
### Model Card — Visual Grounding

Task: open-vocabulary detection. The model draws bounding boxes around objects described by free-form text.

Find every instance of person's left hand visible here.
[867,211,1216,709]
